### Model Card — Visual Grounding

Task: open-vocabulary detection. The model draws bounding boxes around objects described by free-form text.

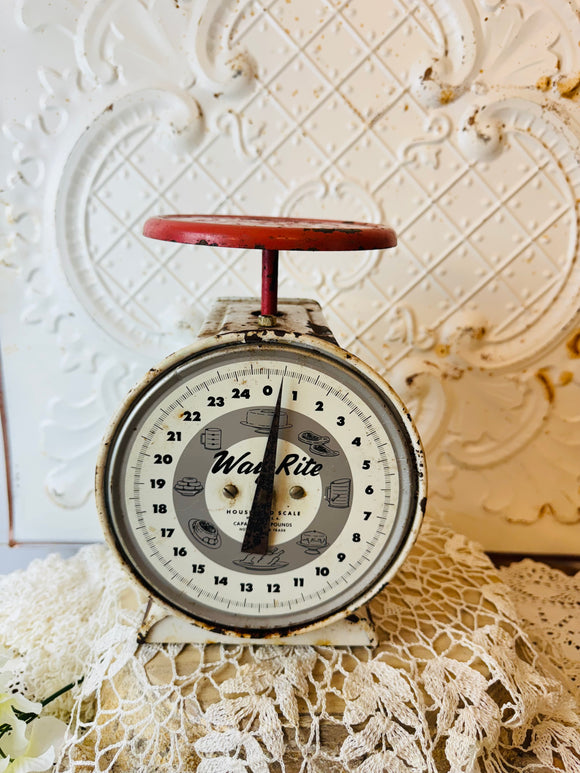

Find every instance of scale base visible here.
[140,604,377,646]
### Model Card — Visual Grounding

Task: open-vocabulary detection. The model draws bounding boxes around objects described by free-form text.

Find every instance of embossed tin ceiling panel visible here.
[1,0,579,552]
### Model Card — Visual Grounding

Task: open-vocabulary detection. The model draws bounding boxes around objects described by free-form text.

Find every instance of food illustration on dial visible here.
[188,519,221,548]
[174,476,204,497]
[234,547,289,570]
[297,530,328,555]
[324,478,352,508]
[200,428,222,450]
[241,406,292,434]
[98,338,425,635]
[298,431,339,458]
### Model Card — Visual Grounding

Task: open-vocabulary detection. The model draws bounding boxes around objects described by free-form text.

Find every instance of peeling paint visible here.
[566,330,580,358]
[536,75,552,91]
[538,503,555,518]
[439,87,455,105]
[435,343,450,357]
[535,368,555,403]
[557,73,580,99]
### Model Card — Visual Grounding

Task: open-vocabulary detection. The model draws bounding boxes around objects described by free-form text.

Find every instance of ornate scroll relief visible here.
[2,0,580,550]
[2,0,263,538]
[52,1,258,353]
[388,0,580,540]
[281,179,382,290]
[56,89,205,352]
[41,363,140,511]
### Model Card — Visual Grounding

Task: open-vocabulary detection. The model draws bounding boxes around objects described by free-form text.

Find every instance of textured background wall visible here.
[1,0,580,567]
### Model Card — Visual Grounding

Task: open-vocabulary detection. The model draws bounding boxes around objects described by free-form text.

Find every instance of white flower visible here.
[0,647,67,773]
[2,715,66,773]
[0,693,41,761]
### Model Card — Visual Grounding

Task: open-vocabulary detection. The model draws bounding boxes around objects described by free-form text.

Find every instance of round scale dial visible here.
[98,333,425,637]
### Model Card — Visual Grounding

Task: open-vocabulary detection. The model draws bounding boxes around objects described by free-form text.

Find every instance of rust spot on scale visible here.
[302,226,363,235]
[465,325,486,340]
[536,75,552,92]
[439,87,455,105]
[557,73,580,99]
[538,503,555,519]
[566,330,580,358]
[194,239,220,247]
[306,320,337,343]
[535,368,555,403]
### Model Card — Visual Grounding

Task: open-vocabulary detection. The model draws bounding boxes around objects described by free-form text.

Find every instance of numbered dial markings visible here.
[101,340,423,634]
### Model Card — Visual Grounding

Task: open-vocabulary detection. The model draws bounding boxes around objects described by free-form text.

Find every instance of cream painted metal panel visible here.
[1,0,579,565]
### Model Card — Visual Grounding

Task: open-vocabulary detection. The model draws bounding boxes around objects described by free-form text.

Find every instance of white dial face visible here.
[100,339,424,635]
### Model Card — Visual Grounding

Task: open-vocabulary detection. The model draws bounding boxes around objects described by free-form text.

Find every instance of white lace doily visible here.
[498,559,580,697]
[1,514,579,772]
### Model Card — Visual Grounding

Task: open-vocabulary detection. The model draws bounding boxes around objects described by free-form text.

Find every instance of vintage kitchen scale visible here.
[96,216,427,645]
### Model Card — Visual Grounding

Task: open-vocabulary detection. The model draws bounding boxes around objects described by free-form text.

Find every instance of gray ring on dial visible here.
[173,407,352,573]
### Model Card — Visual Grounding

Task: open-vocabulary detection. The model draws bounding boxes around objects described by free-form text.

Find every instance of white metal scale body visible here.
[96,298,426,642]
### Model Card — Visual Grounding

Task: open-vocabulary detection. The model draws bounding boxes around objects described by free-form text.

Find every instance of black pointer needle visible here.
[242,381,284,554]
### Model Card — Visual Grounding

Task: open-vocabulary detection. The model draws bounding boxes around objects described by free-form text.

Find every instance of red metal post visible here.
[261,249,279,317]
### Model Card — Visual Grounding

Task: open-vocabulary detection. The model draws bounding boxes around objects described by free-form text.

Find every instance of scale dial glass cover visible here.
[97,334,425,636]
